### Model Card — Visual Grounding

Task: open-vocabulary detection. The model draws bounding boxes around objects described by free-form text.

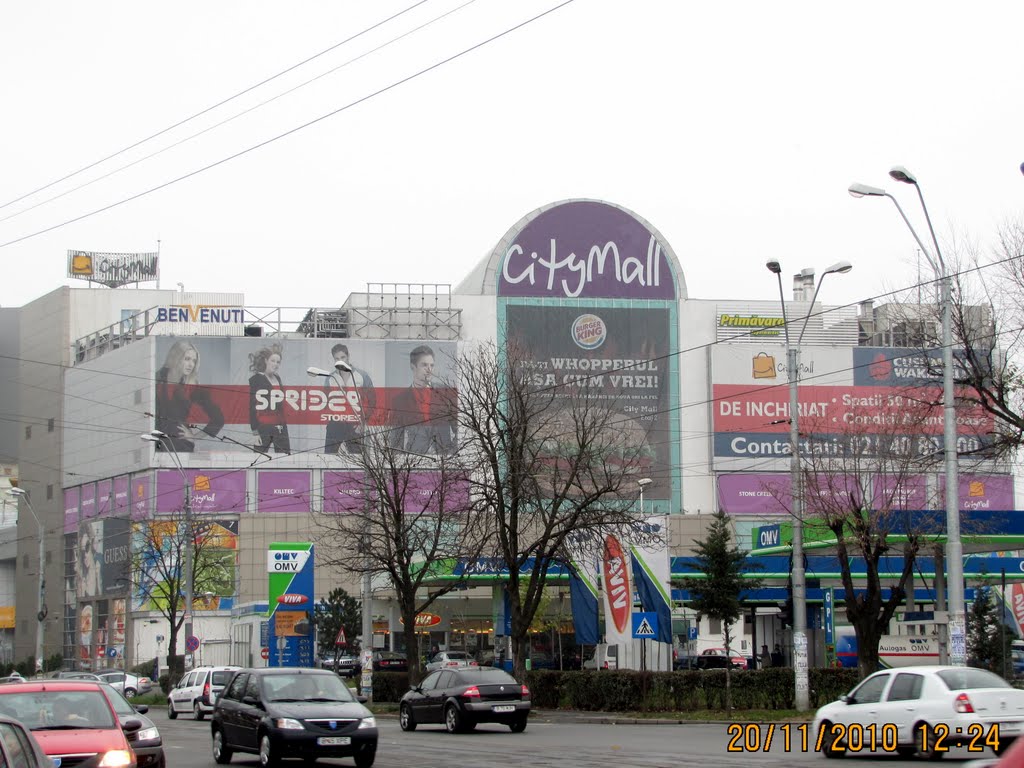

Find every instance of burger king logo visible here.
[572,314,606,350]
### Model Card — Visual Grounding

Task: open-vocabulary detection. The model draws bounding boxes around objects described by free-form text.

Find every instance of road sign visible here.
[631,612,658,639]
[261,647,269,660]
[107,647,118,659]
[335,626,347,647]
[185,635,200,653]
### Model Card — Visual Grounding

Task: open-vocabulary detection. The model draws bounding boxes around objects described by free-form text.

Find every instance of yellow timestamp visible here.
[725,722,1003,754]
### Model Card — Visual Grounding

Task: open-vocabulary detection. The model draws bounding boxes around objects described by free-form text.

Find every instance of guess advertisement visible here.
[504,304,676,502]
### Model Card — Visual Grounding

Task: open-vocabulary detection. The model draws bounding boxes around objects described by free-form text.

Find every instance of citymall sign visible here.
[267,543,315,668]
[492,200,683,511]
[67,249,158,287]
[711,345,994,464]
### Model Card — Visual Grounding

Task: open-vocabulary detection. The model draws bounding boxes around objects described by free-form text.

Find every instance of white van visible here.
[582,644,618,670]
[167,665,240,720]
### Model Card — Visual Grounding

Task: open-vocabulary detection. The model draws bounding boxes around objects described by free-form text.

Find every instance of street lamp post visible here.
[140,430,194,671]
[308,360,373,696]
[9,488,45,673]
[765,259,852,711]
[849,169,964,665]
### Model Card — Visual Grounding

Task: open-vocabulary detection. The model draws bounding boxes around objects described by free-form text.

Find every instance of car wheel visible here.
[194,701,206,721]
[819,721,845,758]
[124,687,137,698]
[353,747,376,768]
[916,723,945,761]
[167,701,178,720]
[399,704,417,732]
[444,703,463,734]
[259,733,278,767]
[212,728,233,764]
[509,717,527,733]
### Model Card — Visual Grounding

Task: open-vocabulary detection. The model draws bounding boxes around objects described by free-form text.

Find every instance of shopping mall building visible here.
[0,198,1018,673]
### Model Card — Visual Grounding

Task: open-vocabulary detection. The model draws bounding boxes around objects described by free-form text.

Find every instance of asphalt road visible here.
[155,708,999,768]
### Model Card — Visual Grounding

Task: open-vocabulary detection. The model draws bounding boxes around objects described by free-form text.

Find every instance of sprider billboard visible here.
[152,337,457,457]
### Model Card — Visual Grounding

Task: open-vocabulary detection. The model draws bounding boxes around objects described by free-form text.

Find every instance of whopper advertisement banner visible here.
[504,305,676,503]
[152,337,458,458]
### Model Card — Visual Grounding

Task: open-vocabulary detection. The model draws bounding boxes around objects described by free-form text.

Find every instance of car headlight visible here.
[273,718,305,730]
[98,750,134,768]
[357,717,376,730]
[136,727,160,742]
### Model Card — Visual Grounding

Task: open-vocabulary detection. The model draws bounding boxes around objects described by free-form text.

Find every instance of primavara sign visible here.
[267,543,315,668]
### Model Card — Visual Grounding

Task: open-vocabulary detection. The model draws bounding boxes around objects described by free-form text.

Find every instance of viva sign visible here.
[267,543,315,668]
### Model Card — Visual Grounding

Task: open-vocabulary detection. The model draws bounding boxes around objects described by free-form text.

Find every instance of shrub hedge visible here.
[371,667,861,711]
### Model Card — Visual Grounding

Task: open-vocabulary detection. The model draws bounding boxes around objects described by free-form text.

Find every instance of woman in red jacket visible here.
[248,343,291,454]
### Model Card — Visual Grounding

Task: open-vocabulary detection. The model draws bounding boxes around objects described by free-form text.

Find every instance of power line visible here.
[0,0,432,215]
[0,0,578,250]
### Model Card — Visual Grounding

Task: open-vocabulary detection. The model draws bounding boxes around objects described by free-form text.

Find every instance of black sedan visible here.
[399,667,530,733]
[372,651,407,673]
[211,667,377,767]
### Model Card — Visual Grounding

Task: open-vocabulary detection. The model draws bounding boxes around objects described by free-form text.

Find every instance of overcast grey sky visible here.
[2,1,1022,312]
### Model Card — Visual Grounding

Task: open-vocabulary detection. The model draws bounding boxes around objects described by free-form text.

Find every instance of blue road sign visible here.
[632,612,658,639]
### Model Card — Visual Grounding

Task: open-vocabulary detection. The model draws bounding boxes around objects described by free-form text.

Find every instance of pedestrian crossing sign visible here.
[632,612,658,638]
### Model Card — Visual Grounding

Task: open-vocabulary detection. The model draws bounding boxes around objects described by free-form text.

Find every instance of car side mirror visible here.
[122,719,143,733]
[840,694,853,705]
[133,705,149,715]
[356,695,367,704]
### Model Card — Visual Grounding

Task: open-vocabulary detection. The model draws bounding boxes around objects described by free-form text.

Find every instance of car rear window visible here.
[211,671,234,685]
[937,668,1011,690]
[456,668,517,684]
[446,652,470,660]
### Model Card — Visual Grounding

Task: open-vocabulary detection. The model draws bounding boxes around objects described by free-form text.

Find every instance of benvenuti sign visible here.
[267,543,315,668]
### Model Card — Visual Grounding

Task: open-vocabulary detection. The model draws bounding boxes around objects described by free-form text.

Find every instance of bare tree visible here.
[452,341,656,679]
[793,391,946,678]
[314,430,483,685]
[131,512,232,679]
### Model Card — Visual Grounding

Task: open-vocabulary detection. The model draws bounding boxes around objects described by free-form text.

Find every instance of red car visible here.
[0,680,141,768]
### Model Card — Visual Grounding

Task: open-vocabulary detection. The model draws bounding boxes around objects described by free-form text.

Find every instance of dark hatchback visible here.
[399,667,530,733]
[211,668,377,767]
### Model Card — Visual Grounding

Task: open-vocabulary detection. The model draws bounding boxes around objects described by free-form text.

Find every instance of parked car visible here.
[0,679,142,768]
[168,665,241,720]
[96,670,152,698]
[0,714,53,768]
[322,654,361,678]
[425,651,477,673]
[675,654,734,671]
[372,651,409,673]
[55,671,102,681]
[812,665,1024,758]
[700,648,746,669]
[399,667,531,733]
[210,667,377,767]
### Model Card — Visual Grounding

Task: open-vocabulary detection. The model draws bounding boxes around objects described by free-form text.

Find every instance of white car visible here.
[812,665,1024,759]
[167,665,240,720]
[94,670,152,698]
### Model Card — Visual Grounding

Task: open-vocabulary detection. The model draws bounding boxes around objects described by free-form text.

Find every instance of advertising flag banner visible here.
[630,516,673,646]
[567,561,600,646]
[323,471,367,513]
[64,487,80,534]
[113,476,129,514]
[1006,583,1024,638]
[267,543,315,668]
[601,534,633,662]
[131,474,151,520]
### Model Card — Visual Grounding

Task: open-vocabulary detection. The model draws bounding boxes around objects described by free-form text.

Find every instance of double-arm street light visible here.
[765,259,852,711]
[8,488,45,673]
[140,429,194,666]
[849,167,963,666]
[308,359,373,693]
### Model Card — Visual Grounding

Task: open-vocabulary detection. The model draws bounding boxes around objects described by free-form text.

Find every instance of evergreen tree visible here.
[968,585,1013,677]
[677,510,761,710]
[316,587,362,664]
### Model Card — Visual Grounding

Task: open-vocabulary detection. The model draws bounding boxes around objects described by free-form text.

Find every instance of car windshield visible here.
[0,690,117,730]
[261,674,356,702]
[937,668,1012,691]
[455,669,517,684]
[99,684,137,717]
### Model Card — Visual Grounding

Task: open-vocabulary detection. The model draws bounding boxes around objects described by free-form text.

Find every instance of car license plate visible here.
[317,737,351,746]
[492,705,515,713]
